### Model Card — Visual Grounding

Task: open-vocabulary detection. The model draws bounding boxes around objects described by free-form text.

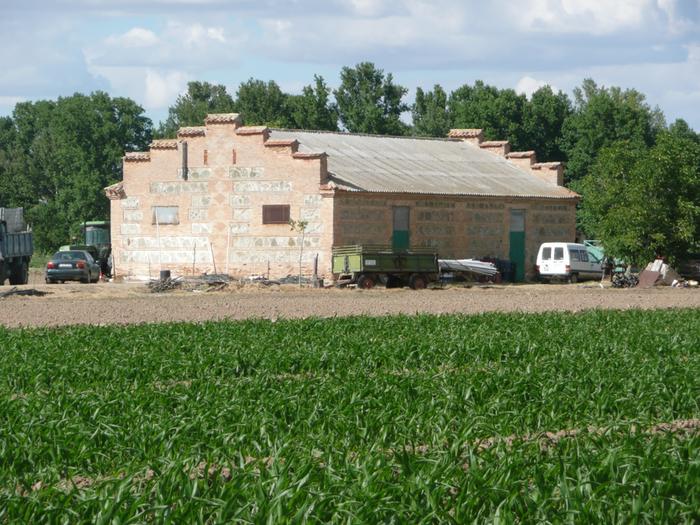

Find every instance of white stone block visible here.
[123,210,143,222]
[121,224,141,235]
[120,197,140,210]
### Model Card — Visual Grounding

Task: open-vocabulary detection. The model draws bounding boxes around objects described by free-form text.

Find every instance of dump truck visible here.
[332,245,438,289]
[0,208,33,285]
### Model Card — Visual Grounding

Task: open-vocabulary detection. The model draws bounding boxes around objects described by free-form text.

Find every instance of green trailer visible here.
[332,245,438,289]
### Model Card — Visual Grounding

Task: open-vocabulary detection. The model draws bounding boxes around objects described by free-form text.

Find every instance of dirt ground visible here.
[0,269,698,328]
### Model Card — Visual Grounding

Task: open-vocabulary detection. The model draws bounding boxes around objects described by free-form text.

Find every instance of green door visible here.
[392,207,410,251]
[509,209,526,282]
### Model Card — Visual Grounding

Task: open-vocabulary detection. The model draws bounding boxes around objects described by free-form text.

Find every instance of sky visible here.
[2,0,700,129]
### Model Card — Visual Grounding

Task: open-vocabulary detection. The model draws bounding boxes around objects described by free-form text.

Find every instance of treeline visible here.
[0,62,698,262]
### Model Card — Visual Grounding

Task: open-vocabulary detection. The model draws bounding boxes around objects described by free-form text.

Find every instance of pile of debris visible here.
[638,259,699,289]
[147,274,232,293]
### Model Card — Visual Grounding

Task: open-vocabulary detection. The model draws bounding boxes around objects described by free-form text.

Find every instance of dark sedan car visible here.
[45,250,101,284]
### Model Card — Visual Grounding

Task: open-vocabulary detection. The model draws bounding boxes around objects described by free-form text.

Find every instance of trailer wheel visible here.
[409,274,428,290]
[357,274,376,290]
[9,261,28,285]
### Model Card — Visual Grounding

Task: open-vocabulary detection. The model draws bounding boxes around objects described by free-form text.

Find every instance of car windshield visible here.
[54,251,87,260]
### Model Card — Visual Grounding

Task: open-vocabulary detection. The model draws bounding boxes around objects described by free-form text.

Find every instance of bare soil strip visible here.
[0,281,698,327]
[15,419,699,496]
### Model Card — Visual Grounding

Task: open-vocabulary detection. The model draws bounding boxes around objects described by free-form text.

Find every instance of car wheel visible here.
[45,278,56,284]
[569,273,578,284]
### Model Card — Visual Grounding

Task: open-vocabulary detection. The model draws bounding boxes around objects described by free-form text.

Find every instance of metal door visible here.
[392,207,410,251]
[509,209,526,282]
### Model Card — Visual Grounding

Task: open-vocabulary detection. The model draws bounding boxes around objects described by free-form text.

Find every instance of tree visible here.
[235,79,290,127]
[286,75,338,131]
[156,81,235,138]
[579,133,700,265]
[520,86,572,161]
[0,93,152,251]
[411,84,450,137]
[334,62,409,135]
[668,118,699,143]
[561,78,665,185]
[448,81,528,149]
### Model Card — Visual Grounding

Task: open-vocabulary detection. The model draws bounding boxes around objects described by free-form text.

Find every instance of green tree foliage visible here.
[668,118,699,143]
[334,62,409,135]
[448,81,528,149]
[286,75,338,131]
[521,86,572,161]
[235,79,290,127]
[579,133,700,264]
[156,81,235,138]
[0,92,152,251]
[561,78,665,185]
[411,84,450,137]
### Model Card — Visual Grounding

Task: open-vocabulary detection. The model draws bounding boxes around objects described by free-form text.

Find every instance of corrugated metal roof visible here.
[270,129,577,199]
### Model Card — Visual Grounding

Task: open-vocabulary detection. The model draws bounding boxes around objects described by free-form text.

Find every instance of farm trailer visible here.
[332,245,438,290]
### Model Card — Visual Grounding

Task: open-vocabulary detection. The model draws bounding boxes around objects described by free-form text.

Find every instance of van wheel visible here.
[569,273,578,284]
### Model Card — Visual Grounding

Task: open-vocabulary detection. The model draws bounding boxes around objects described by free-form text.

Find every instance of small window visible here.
[542,247,551,260]
[262,205,290,224]
[580,251,589,262]
[570,250,580,262]
[554,247,564,260]
[153,206,179,225]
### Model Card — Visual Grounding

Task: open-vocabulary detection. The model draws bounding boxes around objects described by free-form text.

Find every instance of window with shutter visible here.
[262,205,290,224]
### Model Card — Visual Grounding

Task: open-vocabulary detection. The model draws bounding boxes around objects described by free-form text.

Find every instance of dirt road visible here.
[1,278,698,328]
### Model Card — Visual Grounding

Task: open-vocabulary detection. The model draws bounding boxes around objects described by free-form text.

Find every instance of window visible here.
[152,206,179,225]
[580,251,589,262]
[542,247,551,260]
[554,247,564,260]
[570,250,580,262]
[262,205,290,224]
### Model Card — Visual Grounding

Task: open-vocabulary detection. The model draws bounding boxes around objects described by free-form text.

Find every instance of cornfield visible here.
[1,309,698,522]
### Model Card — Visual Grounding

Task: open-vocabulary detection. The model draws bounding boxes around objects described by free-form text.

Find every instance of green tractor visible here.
[60,221,112,278]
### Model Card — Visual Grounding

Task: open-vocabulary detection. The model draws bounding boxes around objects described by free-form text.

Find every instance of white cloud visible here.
[515,0,652,34]
[106,27,159,48]
[144,69,190,108]
[516,76,552,97]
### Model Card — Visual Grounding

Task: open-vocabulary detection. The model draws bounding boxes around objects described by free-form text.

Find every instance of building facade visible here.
[106,114,578,281]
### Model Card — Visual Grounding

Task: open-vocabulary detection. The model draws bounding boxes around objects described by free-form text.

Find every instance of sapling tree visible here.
[289,218,308,287]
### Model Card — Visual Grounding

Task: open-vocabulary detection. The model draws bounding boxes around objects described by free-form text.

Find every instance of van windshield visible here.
[554,247,564,260]
[542,247,551,260]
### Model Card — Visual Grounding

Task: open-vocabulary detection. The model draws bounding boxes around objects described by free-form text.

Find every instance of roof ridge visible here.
[271,128,462,143]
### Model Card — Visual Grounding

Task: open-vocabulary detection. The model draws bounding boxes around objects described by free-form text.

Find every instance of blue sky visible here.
[2,0,700,129]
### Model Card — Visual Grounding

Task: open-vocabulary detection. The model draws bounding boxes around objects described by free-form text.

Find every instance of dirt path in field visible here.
[0,272,699,327]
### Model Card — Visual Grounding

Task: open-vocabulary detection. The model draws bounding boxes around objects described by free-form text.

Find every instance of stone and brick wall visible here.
[108,114,332,280]
[332,192,576,279]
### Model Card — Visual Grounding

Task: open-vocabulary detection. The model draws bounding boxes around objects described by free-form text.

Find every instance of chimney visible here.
[506,150,537,170]
[448,128,483,145]
[479,140,511,157]
[531,162,564,186]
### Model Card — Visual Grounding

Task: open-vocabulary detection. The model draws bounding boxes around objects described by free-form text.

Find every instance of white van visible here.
[536,242,603,283]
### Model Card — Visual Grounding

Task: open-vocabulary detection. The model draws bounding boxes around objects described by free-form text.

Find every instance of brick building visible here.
[105,113,578,281]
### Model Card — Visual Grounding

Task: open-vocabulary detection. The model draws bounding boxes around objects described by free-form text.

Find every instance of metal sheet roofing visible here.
[269,130,577,199]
